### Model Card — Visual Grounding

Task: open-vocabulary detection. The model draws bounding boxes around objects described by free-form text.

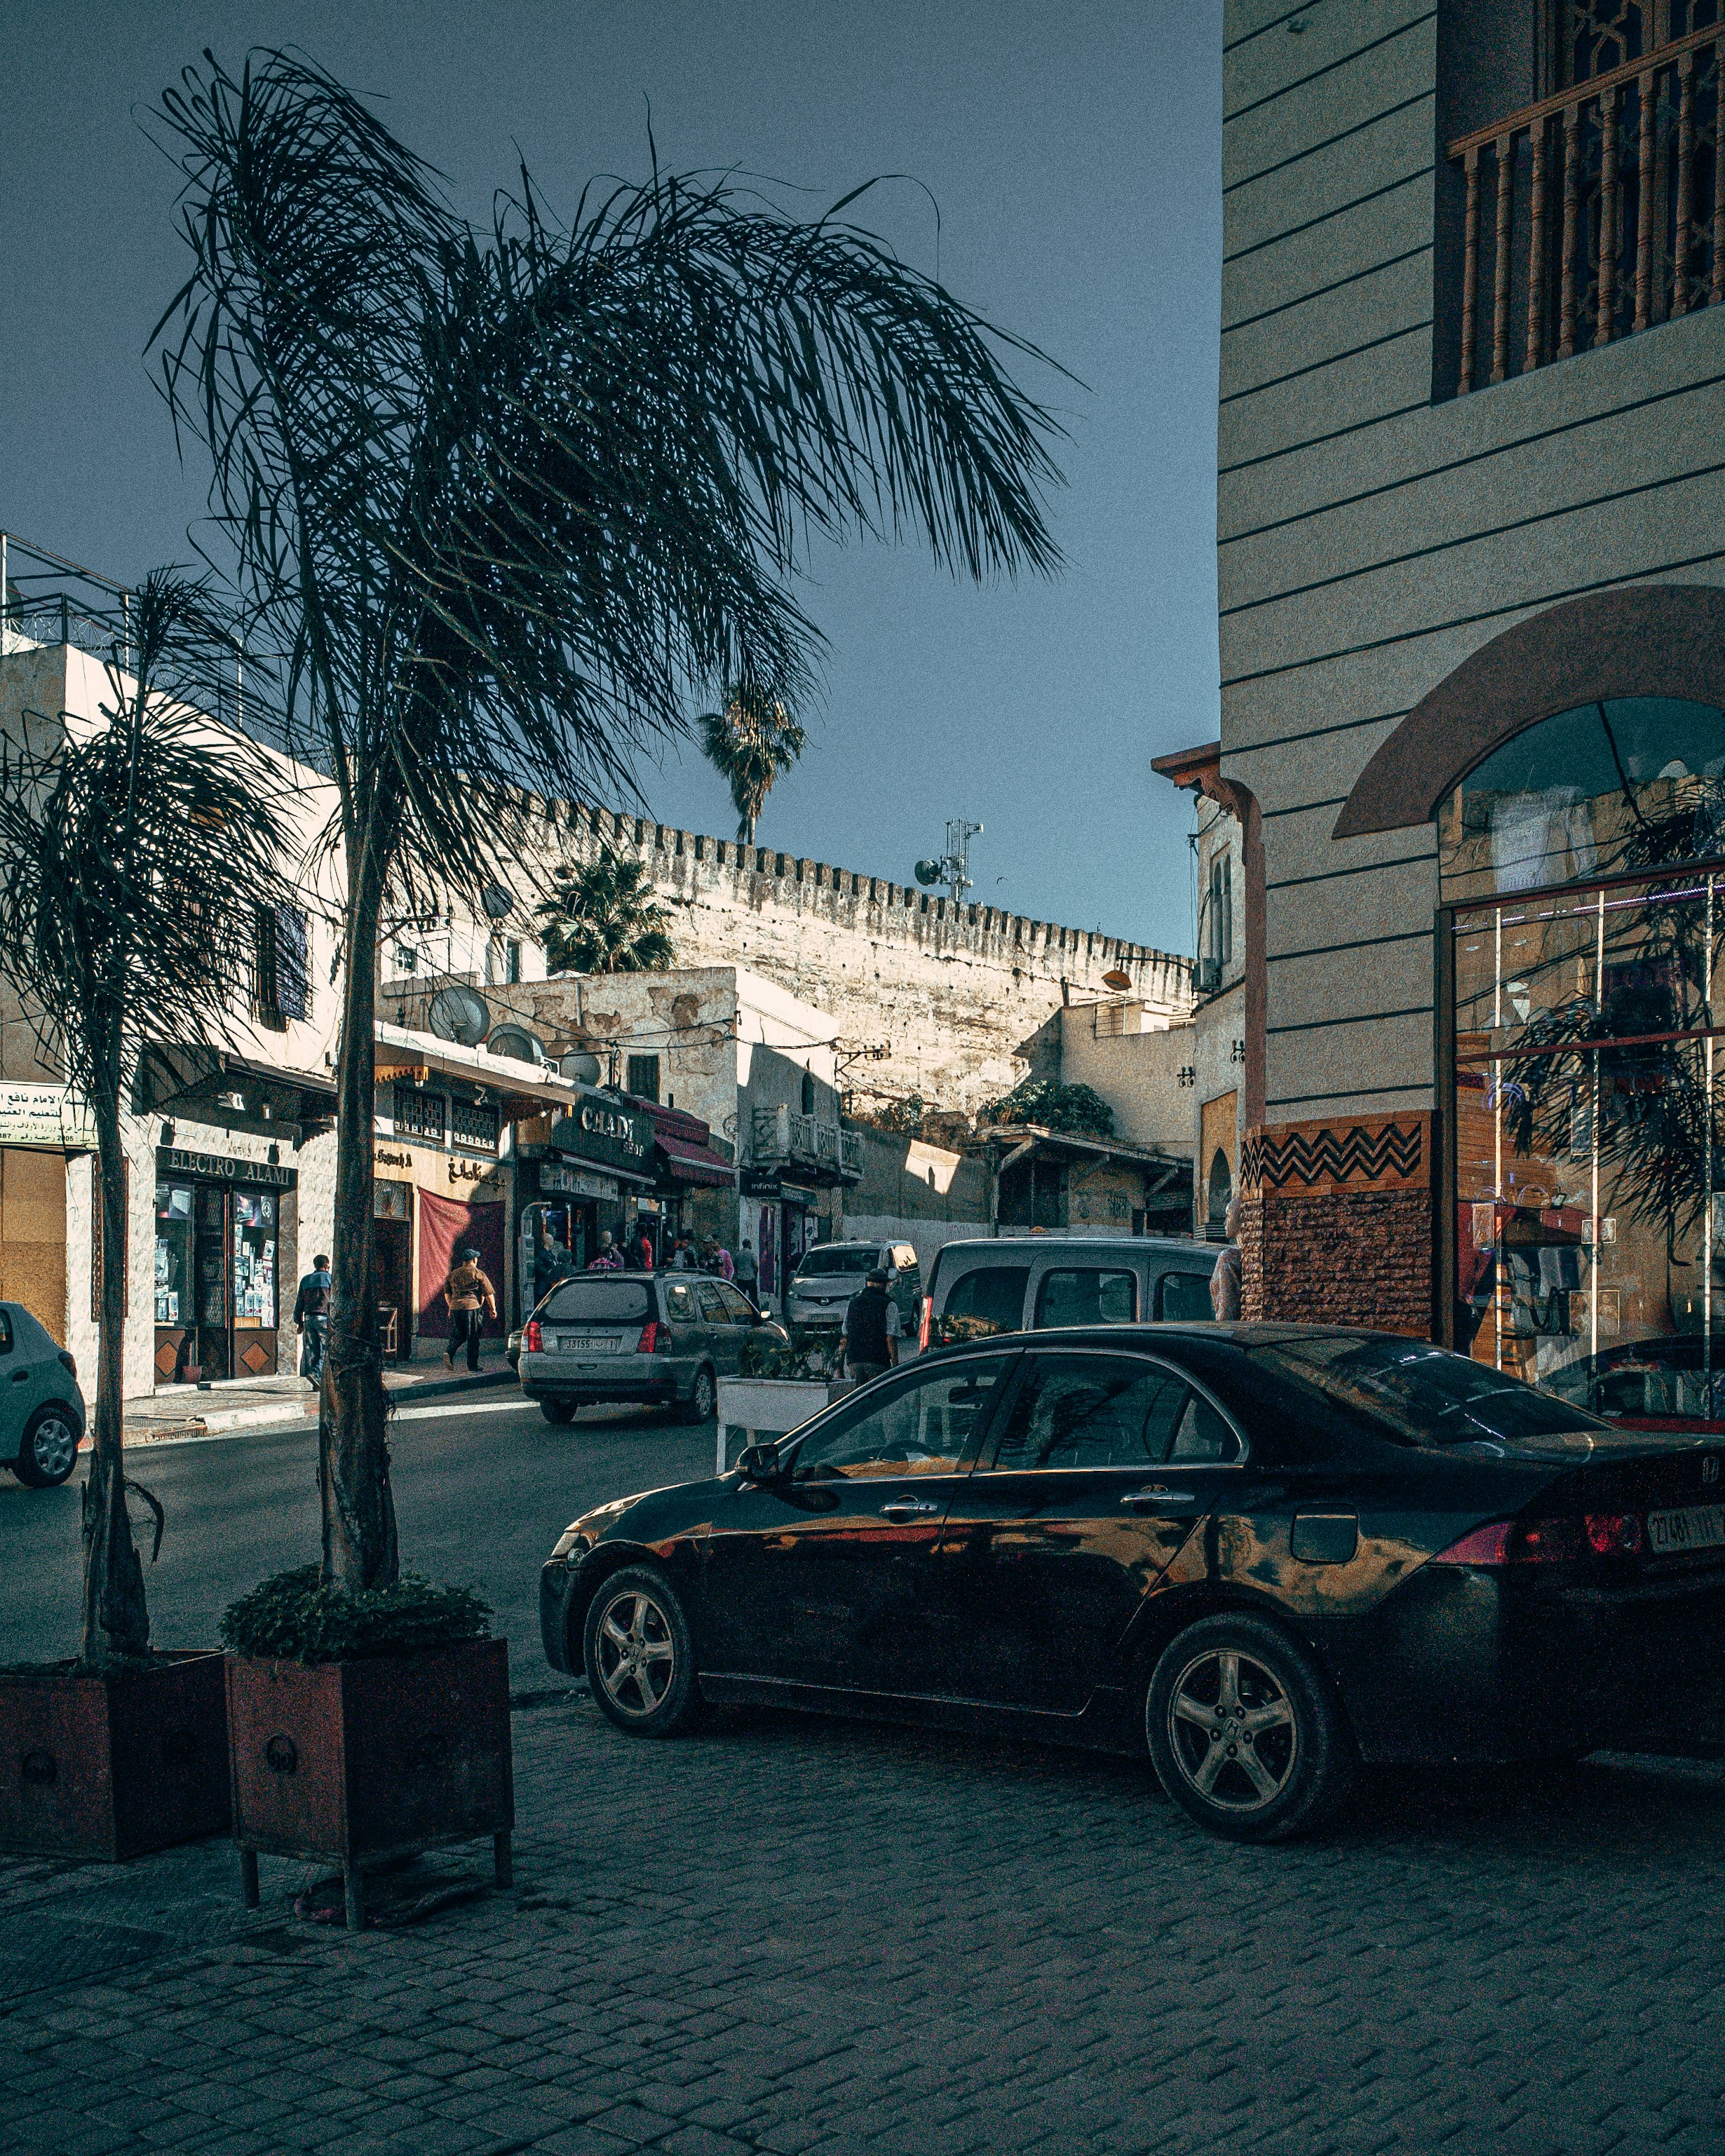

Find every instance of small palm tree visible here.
[538,853,675,974]
[696,685,806,846]
[0,572,292,1665]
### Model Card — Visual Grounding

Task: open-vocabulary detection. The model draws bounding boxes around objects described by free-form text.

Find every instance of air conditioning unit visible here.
[1194,958,1222,993]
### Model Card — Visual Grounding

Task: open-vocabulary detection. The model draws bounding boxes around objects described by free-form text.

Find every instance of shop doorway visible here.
[418,1188,506,1348]
[373,1180,412,1362]
[154,1177,281,1383]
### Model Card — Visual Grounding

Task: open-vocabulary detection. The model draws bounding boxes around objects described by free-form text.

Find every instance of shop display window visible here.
[154,1184,194,1327]
[232,1190,278,1328]
[1443,696,1725,1428]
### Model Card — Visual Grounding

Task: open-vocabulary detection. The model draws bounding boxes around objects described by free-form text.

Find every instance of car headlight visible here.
[550,1526,594,1567]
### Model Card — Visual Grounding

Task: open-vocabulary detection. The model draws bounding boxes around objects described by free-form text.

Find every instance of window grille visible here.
[626,1054,661,1101]
[451,1096,501,1152]
[393,1085,447,1144]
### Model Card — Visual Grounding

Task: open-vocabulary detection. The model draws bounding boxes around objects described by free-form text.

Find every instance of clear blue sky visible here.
[1,1,1222,957]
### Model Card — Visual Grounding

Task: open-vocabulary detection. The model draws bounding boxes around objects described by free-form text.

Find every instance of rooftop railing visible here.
[1449,21,1725,393]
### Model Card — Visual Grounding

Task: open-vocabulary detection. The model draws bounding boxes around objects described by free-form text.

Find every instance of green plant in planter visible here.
[740,1328,840,1381]
[220,1566,491,1665]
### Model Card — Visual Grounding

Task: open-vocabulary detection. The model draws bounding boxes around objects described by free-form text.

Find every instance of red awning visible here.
[656,1130,737,1186]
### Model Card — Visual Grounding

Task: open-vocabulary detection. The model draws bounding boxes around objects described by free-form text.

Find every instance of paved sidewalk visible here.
[4,1689,1725,2155]
[121,1364,516,1446]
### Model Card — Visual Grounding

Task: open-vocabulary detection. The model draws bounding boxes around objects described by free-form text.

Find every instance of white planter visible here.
[715,1376,849,1472]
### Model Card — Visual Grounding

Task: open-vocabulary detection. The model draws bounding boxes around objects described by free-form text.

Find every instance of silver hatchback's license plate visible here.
[557,1335,618,1353]
[1648,1504,1725,1555]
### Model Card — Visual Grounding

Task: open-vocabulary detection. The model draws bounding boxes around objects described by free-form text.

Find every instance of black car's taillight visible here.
[1433,1514,1639,1566]
[58,1351,78,1381]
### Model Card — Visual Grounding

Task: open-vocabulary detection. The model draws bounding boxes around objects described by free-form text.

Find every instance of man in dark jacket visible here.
[842,1268,900,1384]
[293,1254,332,1388]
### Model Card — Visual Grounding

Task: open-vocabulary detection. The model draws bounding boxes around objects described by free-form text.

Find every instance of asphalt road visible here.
[0,1392,714,1672]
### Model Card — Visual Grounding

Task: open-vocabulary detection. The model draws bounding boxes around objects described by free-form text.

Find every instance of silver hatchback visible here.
[518,1272,787,1426]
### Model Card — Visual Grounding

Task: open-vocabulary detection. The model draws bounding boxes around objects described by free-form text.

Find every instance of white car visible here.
[784,1242,921,1336]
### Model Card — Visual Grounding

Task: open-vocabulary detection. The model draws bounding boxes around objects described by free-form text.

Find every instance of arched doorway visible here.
[1207,1148,1233,1239]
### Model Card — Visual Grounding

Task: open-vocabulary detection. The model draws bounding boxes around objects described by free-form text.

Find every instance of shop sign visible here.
[0,1082,98,1151]
[540,1162,618,1200]
[449,1157,503,1198]
[156,1145,297,1190]
[374,1143,419,1178]
[548,1086,650,1172]
[780,1184,818,1205]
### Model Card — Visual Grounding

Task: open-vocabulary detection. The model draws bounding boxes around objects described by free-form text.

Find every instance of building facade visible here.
[1220,0,1725,1420]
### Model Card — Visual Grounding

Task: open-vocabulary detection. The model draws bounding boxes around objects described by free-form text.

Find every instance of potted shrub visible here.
[0,576,290,1858]
[719,1329,853,1471]
[221,1568,511,1930]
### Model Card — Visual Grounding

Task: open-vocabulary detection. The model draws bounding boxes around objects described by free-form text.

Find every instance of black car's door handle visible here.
[9,1369,28,1384]
[1121,1486,1200,1511]
[879,1498,942,1521]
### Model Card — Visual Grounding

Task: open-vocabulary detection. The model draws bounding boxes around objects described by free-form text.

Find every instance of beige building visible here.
[1215,1,1725,1416]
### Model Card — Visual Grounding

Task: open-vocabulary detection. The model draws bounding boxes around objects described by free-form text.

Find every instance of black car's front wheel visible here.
[583,1566,700,1737]
[1146,1613,1353,1843]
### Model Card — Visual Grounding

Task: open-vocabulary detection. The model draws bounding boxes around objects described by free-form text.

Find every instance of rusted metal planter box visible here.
[227,1638,513,1927]
[0,1650,231,1859]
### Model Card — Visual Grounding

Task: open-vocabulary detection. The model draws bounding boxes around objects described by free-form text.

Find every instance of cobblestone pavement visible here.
[4,1691,1725,2156]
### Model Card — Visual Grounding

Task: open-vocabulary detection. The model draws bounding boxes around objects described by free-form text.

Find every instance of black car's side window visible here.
[989,1355,1189,1472]
[792,1357,1012,1482]
[1169,1392,1239,1463]
[0,1310,11,1355]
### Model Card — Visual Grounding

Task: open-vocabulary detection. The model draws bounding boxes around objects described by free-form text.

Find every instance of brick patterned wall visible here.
[1241,1186,1432,1336]
[1240,1111,1435,1338]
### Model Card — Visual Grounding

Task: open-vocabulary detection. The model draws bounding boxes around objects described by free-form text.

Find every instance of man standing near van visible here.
[1210,1196,1243,1322]
[843,1267,900,1384]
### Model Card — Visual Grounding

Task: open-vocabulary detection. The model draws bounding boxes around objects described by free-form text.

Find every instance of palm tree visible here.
[0,573,291,1664]
[151,48,1064,1591]
[537,853,675,974]
[696,684,806,845]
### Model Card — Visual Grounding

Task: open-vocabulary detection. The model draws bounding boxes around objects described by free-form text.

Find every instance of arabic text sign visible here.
[0,1083,98,1151]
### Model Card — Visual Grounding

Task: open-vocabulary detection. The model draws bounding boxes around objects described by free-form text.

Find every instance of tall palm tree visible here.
[151,48,1064,1590]
[537,853,675,975]
[0,573,292,1663]
[696,684,806,846]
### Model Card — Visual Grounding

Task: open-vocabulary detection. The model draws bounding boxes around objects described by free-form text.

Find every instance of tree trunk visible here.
[80,1085,149,1666]
[320,837,398,1592]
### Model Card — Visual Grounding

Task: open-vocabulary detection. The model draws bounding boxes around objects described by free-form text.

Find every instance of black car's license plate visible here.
[1648,1504,1725,1555]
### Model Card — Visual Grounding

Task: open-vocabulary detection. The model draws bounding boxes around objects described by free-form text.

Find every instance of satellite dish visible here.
[428,984,492,1048]
[480,880,515,921]
[913,860,942,887]
[560,1051,602,1085]
[487,1023,547,1065]
[1102,969,1134,993]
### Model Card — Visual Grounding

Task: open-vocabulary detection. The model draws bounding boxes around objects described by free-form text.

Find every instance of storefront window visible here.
[154,1184,194,1327]
[1443,697,1725,1428]
[232,1191,278,1329]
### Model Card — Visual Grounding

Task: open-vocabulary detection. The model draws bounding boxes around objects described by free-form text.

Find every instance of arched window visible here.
[1444,694,1725,1428]
[1207,1149,1233,1237]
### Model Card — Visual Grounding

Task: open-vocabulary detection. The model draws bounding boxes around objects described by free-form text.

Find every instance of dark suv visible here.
[518,1273,788,1425]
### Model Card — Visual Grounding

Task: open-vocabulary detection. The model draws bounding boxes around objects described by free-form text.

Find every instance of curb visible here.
[120,1369,520,1448]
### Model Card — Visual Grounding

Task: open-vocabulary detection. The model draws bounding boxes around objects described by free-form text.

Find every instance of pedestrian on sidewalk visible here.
[632,1226,656,1270]
[842,1267,900,1385]
[588,1231,623,1270]
[292,1254,332,1388]
[736,1238,759,1299]
[670,1235,694,1270]
[1210,1195,1243,1322]
[442,1247,497,1373]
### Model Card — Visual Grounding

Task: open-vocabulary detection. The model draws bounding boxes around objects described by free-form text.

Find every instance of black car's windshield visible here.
[541,1280,651,1323]
[1246,1335,1611,1447]
[794,1247,877,1279]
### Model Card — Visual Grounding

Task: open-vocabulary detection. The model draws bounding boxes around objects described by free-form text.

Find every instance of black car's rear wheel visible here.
[14,1408,79,1489]
[583,1566,700,1737]
[1147,1614,1353,1843]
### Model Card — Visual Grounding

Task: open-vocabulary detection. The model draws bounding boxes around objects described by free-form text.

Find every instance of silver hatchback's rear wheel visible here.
[1146,1613,1353,1843]
[583,1566,700,1737]
[15,1409,79,1489]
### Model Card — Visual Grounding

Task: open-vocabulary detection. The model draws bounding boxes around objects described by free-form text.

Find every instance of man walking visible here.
[842,1266,900,1385]
[293,1253,332,1388]
[442,1245,497,1373]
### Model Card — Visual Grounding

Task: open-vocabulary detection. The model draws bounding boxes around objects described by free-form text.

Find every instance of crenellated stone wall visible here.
[495,801,1193,1116]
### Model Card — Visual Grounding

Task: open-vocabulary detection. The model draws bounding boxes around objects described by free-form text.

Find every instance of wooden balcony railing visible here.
[1449,22,1725,392]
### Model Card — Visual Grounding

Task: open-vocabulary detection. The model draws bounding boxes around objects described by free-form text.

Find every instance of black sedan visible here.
[539,1324,1725,1841]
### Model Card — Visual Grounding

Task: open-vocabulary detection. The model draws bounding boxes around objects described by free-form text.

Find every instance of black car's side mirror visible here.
[736,1441,783,1483]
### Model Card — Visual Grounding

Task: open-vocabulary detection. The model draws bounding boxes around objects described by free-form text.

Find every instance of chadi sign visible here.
[0,1083,99,1151]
